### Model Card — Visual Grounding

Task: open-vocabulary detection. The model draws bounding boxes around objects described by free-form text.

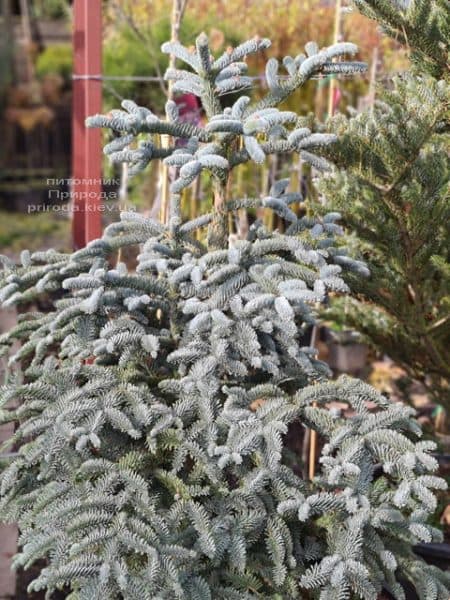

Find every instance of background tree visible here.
[317,0,449,406]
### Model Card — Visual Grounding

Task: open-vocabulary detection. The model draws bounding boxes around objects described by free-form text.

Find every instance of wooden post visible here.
[72,0,103,248]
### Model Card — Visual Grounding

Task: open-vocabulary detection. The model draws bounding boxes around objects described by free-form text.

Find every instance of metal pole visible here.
[72,0,102,249]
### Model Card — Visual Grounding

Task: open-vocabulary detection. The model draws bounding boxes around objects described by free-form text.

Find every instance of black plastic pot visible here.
[414,542,450,570]
[382,578,419,600]
[380,544,450,599]
[433,453,450,471]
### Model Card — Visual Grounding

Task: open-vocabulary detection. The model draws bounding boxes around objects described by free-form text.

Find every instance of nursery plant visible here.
[317,0,450,406]
[0,32,449,600]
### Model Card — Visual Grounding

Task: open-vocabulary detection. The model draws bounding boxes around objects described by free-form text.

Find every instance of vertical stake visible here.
[368,45,379,114]
[159,133,171,225]
[308,325,319,480]
[72,0,103,249]
[159,0,187,226]
[327,0,342,118]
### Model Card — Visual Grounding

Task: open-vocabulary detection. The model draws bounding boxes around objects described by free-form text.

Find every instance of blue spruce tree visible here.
[0,31,448,599]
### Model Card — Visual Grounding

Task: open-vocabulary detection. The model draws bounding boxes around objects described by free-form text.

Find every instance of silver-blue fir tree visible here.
[0,32,448,600]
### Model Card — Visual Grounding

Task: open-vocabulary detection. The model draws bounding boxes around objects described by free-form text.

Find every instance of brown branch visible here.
[110,1,168,97]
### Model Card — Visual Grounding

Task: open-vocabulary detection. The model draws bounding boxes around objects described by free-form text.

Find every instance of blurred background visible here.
[0,0,409,256]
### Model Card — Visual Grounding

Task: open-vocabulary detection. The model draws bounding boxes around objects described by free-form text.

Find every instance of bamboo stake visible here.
[327,0,342,118]
[118,161,129,210]
[116,161,129,265]
[267,154,278,231]
[191,176,201,238]
[226,171,234,238]
[237,162,249,240]
[159,133,171,225]
[308,427,317,480]
[308,324,319,480]
[235,138,249,239]
[368,45,379,114]
[159,0,188,225]
[181,185,189,222]
[189,181,196,220]
[259,157,269,224]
